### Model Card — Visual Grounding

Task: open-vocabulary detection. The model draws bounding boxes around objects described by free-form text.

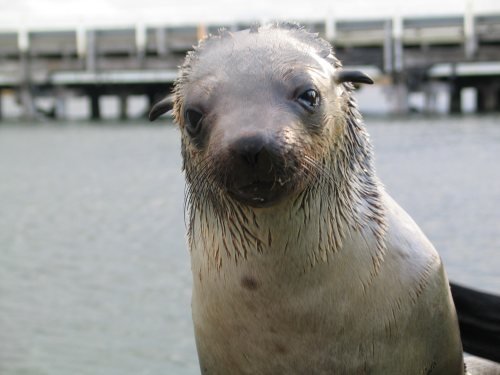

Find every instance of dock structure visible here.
[1,14,500,120]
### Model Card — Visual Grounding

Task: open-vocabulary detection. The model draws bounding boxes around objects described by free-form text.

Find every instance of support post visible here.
[464,0,477,59]
[86,30,96,72]
[325,16,336,42]
[449,64,461,114]
[55,88,67,119]
[424,83,436,114]
[136,23,146,66]
[156,28,169,57]
[383,20,393,74]
[76,25,87,70]
[18,29,35,120]
[19,52,36,120]
[497,88,500,111]
[147,91,156,108]
[120,92,128,120]
[392,15,404,73]
[393,79,409,115]
[90,91,100,120]
[450,84,462,114]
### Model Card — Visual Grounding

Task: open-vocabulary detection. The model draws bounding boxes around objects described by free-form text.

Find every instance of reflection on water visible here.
[0,116,499,374]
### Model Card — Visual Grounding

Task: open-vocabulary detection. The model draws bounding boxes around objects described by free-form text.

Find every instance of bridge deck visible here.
[0,15,499,118]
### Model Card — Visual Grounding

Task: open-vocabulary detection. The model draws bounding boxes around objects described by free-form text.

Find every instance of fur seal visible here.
[150,24,496,374]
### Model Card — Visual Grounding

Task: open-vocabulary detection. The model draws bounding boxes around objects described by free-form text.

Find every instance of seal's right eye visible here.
[185,109,204,136]
[297,89,320,112]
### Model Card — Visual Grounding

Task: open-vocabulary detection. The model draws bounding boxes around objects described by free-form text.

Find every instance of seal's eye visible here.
[297,89,320,111]
[185,109,204,136]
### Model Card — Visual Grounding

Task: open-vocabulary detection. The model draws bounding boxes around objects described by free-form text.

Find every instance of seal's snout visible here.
[225,133,291,208]
[231,134,271,170]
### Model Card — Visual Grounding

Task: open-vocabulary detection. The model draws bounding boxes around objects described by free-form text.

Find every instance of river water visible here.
[0,115,499,374]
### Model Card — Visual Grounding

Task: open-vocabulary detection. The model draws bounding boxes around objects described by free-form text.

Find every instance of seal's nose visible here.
[224,133,292,207]
[231,134,274,171]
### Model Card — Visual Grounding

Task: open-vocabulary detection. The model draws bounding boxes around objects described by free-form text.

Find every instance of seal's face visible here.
[177,27,345,208]
[147,25,373,209]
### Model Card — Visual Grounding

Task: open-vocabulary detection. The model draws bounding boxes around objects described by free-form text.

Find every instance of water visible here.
[0,116,499,374]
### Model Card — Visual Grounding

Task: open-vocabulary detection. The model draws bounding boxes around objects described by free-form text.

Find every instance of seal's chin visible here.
[228,180,289,208]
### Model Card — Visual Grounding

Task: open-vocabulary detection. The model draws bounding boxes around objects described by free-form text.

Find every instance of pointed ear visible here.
[149,96,173,121]
[334,70,374,85]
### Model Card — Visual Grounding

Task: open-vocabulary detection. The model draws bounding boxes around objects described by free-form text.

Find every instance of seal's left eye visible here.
[185,109,204,136]
[297,89,320,111]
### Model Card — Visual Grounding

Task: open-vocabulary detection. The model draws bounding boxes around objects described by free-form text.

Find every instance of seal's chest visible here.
[192,280,370,374]
[191,259,382,372]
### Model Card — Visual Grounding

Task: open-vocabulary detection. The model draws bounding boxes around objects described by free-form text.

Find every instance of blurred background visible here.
[0,0,499,374]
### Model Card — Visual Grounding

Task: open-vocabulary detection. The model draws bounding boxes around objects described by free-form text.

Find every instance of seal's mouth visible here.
[228,180,289,208]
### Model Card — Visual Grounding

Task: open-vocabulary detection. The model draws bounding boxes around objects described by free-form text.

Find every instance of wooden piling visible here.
[90,91,100,120]
[120,93,128,120]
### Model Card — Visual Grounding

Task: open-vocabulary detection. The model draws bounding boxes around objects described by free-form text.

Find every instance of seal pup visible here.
[151,24,468,374]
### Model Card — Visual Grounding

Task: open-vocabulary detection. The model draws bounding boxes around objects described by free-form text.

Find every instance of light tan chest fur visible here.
[189,192,464,374]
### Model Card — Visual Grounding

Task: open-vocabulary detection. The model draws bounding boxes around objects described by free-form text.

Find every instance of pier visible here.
[1,13,500,119]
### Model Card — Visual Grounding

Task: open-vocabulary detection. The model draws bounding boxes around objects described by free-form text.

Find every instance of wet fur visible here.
[175,24,385,271]
[171,24,465,374]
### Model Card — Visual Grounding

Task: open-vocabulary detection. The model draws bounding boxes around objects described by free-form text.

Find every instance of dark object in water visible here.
[450,282,500,363]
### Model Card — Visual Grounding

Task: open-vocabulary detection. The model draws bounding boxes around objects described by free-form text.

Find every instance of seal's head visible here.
[150,24,373,210]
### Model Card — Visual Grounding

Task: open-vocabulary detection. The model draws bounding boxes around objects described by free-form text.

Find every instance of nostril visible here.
[241,143,264,167]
